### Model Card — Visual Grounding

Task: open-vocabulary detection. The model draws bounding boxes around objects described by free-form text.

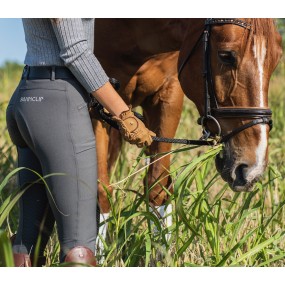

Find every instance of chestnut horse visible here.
[91,19,282,233]
[92,19,188,216]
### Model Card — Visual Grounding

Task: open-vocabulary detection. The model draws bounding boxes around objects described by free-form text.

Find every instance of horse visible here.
[90,18,282,245]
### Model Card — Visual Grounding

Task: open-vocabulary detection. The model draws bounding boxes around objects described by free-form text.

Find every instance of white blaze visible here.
[252,36,267,107]
[250,36,267,175]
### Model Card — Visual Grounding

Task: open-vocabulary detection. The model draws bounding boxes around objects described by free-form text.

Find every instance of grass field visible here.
[0,57,285,267]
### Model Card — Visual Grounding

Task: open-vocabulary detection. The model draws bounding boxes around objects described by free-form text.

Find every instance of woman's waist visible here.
[22,65,76,80]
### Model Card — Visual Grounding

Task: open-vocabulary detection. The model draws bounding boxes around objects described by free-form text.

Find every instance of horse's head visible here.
[178,18,282,192]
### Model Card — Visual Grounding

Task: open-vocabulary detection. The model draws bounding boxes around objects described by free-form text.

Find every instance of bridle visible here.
[178,18,273,143]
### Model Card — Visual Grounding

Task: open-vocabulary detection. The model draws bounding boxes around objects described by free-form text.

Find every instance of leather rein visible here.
[92,18,273,146]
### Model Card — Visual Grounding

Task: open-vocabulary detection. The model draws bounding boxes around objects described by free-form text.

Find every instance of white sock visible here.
[145,157,151,165]
[96,213,110,259]
[150,204,173,241]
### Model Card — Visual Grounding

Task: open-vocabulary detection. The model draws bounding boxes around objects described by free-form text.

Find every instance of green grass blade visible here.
[0,167,25,194]
[257,252,285,267]
[230,231,284,266]
[0,195,12,215]
[0,230,14,267]
[216,227,258,266]
[0,189,26,227]
[174,146,222,191]
[145,233,151,266]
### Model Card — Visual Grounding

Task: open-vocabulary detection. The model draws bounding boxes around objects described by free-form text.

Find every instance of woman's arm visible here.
[91,82,129,117]
[50,18,155,147]
[51,18,129,116]
[50,18,109,93]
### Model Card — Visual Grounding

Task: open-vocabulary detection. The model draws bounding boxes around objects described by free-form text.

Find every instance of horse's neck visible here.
[94,19,189,63]
[130,19,189,52]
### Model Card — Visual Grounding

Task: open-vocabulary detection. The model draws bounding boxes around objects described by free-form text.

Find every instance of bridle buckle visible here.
[199,115,222,141]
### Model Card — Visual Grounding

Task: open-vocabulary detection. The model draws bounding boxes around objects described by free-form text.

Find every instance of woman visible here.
[6,18,155,267]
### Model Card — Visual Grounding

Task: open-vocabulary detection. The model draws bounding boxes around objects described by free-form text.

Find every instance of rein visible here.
[91,18,273,147]
[89,99,215,146]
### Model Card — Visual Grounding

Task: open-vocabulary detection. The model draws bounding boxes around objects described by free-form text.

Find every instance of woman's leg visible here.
[13,78,98,263]
[13,147,55,265]
[6,82,55,266]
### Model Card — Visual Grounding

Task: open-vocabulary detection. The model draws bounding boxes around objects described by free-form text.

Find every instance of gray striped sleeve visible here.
[50,18,109,93]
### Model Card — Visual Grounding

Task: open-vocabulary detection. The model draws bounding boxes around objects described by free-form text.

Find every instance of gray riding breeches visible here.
[6,69,98,261]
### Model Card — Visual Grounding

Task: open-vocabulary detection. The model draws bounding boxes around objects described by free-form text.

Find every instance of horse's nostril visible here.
[233,163,248,186]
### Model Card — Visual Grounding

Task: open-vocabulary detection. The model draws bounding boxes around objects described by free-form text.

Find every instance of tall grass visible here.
[0,59,285,267]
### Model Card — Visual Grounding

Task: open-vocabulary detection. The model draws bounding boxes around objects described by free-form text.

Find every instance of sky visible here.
[0,12,281,67]
[0,18,26,66]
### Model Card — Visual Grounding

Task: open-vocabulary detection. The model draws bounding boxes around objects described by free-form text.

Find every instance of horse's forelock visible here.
[248,18,277,37]
[246,18,280,61]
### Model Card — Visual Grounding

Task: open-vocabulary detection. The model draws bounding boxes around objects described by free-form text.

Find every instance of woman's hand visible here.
[91,82,155,147]
[112,108,156,148]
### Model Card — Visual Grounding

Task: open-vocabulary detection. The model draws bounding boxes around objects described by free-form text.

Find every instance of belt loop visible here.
[27,66,30,80]
[51,66,55,81]
[22,65,30,80]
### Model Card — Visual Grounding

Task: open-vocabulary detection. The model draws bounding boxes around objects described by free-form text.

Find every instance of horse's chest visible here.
[122,51,179,105]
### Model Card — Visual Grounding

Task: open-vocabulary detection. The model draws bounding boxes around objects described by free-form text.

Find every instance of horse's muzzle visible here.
[215,149,261,192]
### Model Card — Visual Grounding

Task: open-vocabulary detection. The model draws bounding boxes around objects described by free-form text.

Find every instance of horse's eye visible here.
[218,50,237,66]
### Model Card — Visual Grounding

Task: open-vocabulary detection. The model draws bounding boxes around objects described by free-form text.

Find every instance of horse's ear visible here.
[178,19,205,74]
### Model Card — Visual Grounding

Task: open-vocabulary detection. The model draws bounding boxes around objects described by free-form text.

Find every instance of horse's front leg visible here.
[142,79,184,240]
[89,109,122,260]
